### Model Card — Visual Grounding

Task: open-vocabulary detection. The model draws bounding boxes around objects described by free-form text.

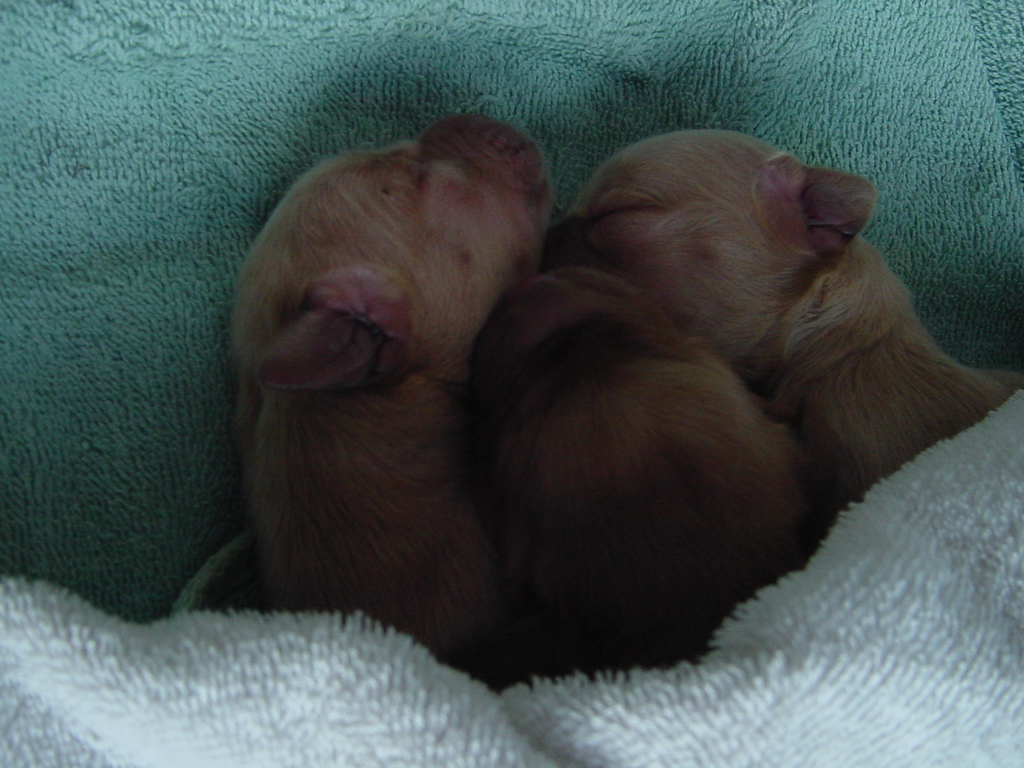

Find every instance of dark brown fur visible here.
[547,130,1023,539]
[467,266,807,676]
[230,115,552,658]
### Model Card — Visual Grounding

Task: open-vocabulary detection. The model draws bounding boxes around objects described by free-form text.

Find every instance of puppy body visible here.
[767,237,1017,524]
[469,267,807,675]
[549,130,1021,530]
[231,115,551,657]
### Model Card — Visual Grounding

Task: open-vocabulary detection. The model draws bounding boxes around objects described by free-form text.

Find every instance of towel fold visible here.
[4,394,1023,767]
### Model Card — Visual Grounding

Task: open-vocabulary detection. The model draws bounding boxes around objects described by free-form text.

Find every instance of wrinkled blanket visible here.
[3,393,1023,767]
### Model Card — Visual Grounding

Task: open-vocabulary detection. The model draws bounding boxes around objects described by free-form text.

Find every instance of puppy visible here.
[468,266,807,675]
[547,130,1023,540]
[230,115,552,659]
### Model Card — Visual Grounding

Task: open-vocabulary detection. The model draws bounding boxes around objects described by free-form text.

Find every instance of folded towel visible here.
[0,581,556,768]
[3,393,1023,767]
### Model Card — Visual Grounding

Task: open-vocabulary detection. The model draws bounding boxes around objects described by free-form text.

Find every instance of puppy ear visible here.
[759,153,876,256]
[258,267,411,390]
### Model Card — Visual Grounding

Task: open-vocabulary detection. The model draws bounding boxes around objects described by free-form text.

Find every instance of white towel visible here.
[4,393,1024,767]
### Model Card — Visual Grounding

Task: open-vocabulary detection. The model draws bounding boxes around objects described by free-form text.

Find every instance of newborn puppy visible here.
[548,130,1023,539]
[468,266,807,675]
[231,115,552,659]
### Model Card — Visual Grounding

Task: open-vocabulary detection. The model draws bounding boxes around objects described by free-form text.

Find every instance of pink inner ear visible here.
[801,167,876,253]
[760,154,877,256]
[258,267,411,390]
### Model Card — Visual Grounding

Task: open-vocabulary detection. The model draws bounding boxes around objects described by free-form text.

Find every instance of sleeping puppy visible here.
[547,130,1023,541]
[467,266,807,675]
[230,115,552,660]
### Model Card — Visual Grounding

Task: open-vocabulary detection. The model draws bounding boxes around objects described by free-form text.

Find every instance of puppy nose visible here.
[419,114,547,194]
[421,114,528,157]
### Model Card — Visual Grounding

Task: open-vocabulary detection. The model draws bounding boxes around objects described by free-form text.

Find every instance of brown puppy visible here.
[548,130,1023,540]
[468,266,807,675]
[231,115,552,659]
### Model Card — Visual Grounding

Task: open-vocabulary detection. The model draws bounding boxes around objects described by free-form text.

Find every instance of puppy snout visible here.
[419,114,548,196]
[420,114,528,158]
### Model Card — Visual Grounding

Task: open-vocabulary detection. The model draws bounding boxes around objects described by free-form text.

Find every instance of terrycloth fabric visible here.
[3,393,1024,768]
[2,0,1024,622]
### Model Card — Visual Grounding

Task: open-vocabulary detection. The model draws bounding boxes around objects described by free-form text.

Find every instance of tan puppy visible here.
[231,115,552,659]
[468,266,807,675]
[547,130,1023,540]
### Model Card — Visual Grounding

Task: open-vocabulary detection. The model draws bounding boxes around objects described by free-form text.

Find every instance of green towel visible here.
[2,0,1022,622]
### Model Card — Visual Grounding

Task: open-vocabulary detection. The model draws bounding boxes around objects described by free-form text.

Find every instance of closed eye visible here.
[585,203,661,228]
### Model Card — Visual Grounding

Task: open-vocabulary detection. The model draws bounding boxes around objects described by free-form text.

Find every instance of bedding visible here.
[3,394,1023,766]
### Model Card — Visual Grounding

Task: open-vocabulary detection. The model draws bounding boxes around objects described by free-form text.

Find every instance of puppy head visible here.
[234,115,552,390]
[545,130,876,381]
[469,266,806,606]
[469,265,734,496]
[471,266,691,410]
